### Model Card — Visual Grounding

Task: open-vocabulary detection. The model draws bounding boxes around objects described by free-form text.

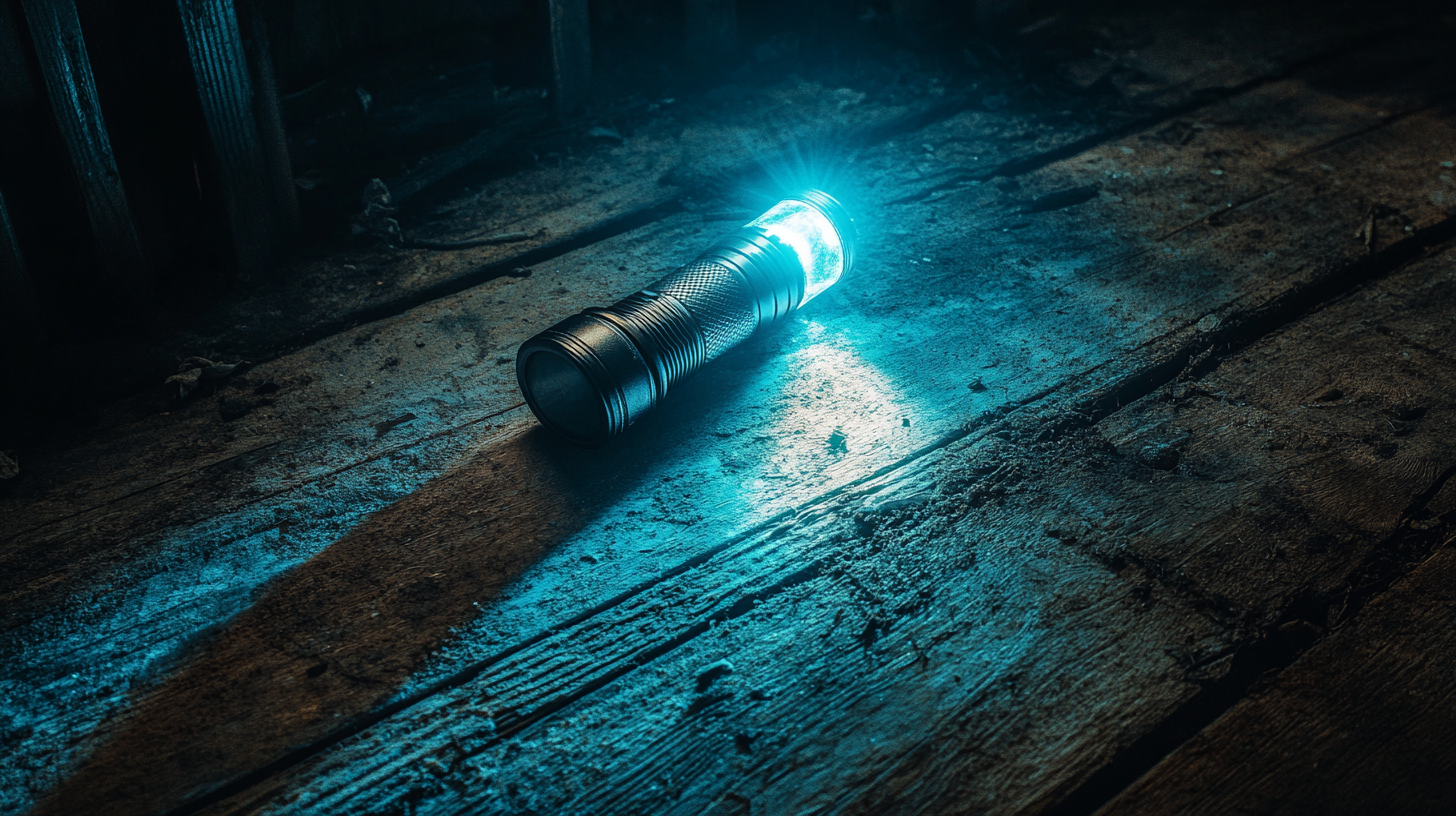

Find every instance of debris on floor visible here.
[165,357,249,399]
[351,178,403,245]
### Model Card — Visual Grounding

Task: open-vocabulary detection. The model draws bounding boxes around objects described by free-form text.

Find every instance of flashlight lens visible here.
[748,199,846,304]
[521,351,606,442]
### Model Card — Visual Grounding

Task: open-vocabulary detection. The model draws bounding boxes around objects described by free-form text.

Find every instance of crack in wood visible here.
[886,24,1408,208]
[1044,462,1456,816]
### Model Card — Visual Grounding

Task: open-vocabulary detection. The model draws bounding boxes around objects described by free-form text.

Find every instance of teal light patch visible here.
[749,199,846,305]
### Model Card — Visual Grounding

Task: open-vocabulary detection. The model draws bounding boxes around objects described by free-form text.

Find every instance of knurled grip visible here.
[589,259,761,403]
[647,259,759,361]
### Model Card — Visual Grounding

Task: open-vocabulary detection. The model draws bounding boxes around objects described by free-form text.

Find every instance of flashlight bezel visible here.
[783,189,856,302]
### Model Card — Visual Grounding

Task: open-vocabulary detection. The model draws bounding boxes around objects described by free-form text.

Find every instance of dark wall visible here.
[257,0,525,91]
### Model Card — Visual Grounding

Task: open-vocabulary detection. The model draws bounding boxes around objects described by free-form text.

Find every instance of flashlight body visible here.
[517,192,853,445]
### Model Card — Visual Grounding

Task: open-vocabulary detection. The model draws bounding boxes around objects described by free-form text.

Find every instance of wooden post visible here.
[20,0,150,306]
[175,0,276,281]
[237,0,298,234]
[548,0,591,117]
[685,0,735,75]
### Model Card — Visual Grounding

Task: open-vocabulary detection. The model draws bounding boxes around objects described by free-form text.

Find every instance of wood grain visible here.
[175,0,277,281]
[5,36,1454,814]
[1082,241,1456,623]
[7,21,1439,564]
[1099,546,1456,816]
[64,2,1387,402]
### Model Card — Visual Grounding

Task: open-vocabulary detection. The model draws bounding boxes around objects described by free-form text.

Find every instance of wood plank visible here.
[1080,230,1456,623]
[20,0,150,305]
[1098,547,1456,816]
[11,57,1456,816]
[199,429,1226,816]
[197,241,1456,816]
[0,2,1438,679]
[6,43,1440,628]
[0,18,1444,815]
[176,0,278,281]
[197,195,1456,816]
[548,0,591,117]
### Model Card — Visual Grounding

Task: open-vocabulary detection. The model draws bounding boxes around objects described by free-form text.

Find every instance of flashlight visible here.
[516,190,856,445]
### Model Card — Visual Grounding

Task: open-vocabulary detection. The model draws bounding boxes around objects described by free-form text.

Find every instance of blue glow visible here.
[748,199,846,304]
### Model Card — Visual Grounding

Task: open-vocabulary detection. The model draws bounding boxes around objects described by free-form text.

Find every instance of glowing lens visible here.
[748,199,846,304]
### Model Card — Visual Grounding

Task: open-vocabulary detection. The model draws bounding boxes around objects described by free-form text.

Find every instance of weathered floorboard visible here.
[4,47,1441,674]
[3,19,1432,566]
[1099,547,1456,816]
[202,432,1228,816]
[5,31,1450,816]
[1078,240,1456,624]
[200,233,1456,815]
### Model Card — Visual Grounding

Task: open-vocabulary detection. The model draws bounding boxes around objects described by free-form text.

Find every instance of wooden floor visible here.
[3,5,1456,815]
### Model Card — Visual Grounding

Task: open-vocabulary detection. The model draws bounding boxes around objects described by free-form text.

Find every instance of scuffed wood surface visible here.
[1082,246,1456,625]
[1099,546,1456,816]
[2,8,1455,816]
[195,223,1456,816]
[203,429,1229,816]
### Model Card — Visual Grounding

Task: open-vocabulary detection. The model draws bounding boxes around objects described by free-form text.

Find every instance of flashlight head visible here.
[517,190,855,445]
[747,190,855,305]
